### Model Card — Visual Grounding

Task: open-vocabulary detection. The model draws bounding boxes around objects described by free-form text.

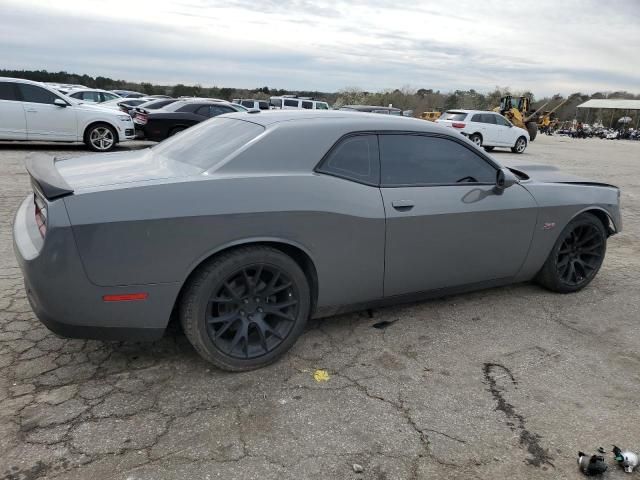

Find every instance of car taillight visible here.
[135,113,148,125]
[452,122,466,128]
[33,193,47,238]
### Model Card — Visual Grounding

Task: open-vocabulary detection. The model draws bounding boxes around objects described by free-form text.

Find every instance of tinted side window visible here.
[196,105,211,117]
[210,105,233,116]
[483,114,497,124]
[284,99,298,107]
[471,114,483,122]
[318,135,379,185]
[258,101,269,110]
[301,101,313,109]
[495,115,511,127]
[18,84,59,104]
[102,92,119,102]
[380,135,496,186]
[0,82,19,101]
[316,102,329,110]
[241,100,254,108]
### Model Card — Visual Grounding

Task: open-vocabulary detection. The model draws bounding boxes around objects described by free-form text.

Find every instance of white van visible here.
[232,99,270,110]
[269,96,329,110]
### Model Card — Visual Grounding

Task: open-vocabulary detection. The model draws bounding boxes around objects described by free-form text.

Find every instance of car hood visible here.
[504,160,617,188]
[56,148,202,190]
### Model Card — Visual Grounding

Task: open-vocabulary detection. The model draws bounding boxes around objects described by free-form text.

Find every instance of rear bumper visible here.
[13,195,177,341]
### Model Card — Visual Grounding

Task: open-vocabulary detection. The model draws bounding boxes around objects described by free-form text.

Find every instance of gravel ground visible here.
[0,136,639,480]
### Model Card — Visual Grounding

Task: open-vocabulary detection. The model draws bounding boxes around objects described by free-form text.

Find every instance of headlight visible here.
[117,115,131,121]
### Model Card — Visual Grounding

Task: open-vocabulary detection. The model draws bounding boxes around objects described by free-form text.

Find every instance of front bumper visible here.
[116,122,137,142]
[13,195,176,341]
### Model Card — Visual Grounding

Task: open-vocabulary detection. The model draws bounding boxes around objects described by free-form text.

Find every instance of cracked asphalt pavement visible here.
[1,136,639,479]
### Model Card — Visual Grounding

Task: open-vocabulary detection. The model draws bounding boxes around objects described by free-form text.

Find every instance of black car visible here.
[115,98,154,115]
[137,100,244,141]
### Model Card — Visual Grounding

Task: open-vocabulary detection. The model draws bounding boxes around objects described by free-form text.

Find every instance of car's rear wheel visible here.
[180,246,311,371]
[511,136,527,154]
[536,213,607,293]
[469,133,482,147]
[85,124,117,152]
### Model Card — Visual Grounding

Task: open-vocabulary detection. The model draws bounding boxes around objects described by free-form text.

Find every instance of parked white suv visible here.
[0,77,135,152]
[436,110,530,153]
[66,88,122,103]
[269,96,329,110]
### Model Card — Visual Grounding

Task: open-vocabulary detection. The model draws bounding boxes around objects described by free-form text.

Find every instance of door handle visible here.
[391,200,414,211]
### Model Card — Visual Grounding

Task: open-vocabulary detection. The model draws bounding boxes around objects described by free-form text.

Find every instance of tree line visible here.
[2,69,638,126]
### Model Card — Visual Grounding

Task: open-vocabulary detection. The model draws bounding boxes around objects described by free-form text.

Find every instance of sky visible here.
[1,0,639,96]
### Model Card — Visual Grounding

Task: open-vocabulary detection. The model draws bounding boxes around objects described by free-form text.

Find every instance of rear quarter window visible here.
[317,135,379,186]
[0,82,20,101]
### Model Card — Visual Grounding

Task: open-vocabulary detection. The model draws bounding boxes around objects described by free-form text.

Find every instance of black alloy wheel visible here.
[180,246,310,371]
[536,213,607,293]
[207,265,299,359]
[555,223,605,287]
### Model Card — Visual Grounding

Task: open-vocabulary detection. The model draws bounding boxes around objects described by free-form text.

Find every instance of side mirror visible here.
[495,167,518,193]
[54,98,68,107]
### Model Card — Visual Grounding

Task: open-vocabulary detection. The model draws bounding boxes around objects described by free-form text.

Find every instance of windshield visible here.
[440,111,468,121]
[152,118,265,170]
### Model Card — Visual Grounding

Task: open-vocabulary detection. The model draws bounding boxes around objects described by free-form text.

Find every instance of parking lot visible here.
[0,136,639,480]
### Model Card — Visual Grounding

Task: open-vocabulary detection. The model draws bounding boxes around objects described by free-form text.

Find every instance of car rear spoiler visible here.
[25,153,74,200]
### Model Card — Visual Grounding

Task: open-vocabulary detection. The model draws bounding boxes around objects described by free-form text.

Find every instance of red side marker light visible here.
[102,293,148,302]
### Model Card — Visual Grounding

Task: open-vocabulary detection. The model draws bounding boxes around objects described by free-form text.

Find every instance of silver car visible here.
[13,110,621,371]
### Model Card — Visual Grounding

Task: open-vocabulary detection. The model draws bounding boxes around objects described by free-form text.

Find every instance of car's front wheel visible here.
[536,213,607,293]
[180,246,311,371]
[85,123,117,152]
[511,136,527,154]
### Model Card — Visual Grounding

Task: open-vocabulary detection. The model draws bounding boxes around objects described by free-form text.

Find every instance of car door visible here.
[469,113,491,144]
[492,114,515,146]
[480,113,500,145]
[17,83,77,141]
[379,133,538,297]
[0,81,27,140]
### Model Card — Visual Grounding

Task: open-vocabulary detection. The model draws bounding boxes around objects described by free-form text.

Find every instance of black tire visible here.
[536,213,607,293]
[84,123,117,152]
[483,146,495,152]
[169,126,186,137]
[526,121,538,141]
[511,136,527,154]
[469,133,482,147]
[180,246,311,371]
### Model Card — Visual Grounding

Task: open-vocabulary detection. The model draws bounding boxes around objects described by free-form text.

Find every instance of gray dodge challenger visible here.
[14,110,621,371]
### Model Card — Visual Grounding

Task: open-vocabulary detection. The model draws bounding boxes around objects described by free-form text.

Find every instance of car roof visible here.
[443,109,499,114]
[224,109,446,132]
[341,105,402,112]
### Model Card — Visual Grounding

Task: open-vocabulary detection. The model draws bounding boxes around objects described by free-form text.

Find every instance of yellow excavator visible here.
[493,95,550,141]
[420,111,441,122]
[537,97,570,132]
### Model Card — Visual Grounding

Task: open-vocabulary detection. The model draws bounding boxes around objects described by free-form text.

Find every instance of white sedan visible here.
[0,77,136,151]
[436,109,530,153]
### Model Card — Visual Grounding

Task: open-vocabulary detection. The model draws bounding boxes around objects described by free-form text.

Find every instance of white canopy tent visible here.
[577,99,640,128]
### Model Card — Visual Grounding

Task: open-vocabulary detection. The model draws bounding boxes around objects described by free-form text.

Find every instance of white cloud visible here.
[1,0,638,95]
